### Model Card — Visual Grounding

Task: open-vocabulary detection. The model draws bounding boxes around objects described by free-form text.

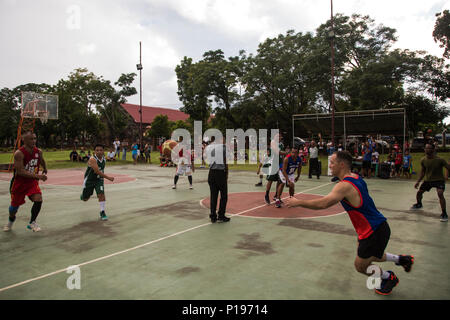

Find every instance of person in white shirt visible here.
[107,149,116,161]
[113,138,121,158]
[308,140,320,179]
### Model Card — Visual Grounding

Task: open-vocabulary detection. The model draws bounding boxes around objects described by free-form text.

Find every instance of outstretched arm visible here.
[286,182,349,210]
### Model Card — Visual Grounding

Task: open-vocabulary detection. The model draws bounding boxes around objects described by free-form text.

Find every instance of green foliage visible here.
[433,10,450,59]
[0,68,137,148]
[148,114,171,139]
[175,12,449,137]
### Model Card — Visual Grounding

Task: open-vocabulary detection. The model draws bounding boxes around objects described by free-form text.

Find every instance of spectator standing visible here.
[402,150,412,179]
[308,140,320,179]
[131,142,139,165]
[362,141,373,178]
[121,140,128,160]
[113,138,121,159]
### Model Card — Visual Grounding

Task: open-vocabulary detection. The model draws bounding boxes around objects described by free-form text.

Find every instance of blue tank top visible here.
[339,175,386,240]
[280,154,302,175]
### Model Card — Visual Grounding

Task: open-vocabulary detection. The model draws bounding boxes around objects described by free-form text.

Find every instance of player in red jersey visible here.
[286,151,414,295]
[3,131,48,232]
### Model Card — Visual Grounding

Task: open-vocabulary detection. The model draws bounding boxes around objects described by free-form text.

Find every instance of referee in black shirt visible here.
[205,136,230,223]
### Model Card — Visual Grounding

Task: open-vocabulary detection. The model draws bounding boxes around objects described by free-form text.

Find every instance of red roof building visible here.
[121,103,189,124]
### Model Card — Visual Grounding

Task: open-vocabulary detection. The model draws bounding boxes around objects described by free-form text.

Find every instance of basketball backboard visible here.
[21,91,58,122]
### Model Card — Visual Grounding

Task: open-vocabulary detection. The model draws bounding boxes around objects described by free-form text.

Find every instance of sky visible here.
[0,0,449,112]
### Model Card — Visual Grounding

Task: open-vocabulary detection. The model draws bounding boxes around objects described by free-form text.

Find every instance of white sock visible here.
[99,201,106,212]
[381,270,391,280]
[385,253,400,263]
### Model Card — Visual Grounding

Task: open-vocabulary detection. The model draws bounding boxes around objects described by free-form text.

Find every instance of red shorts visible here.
[10,181,42,207]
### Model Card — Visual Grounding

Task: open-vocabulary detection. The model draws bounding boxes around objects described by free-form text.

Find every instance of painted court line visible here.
[0,182,333,293]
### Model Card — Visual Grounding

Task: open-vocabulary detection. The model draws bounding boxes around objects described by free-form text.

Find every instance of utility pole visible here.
[330,0,336,146]
[137,41,143,149]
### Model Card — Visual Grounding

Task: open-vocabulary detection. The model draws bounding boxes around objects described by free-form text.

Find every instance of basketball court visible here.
[0,166,448,300]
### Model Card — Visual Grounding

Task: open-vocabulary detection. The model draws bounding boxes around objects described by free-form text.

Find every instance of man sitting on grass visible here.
[106,148,116,161]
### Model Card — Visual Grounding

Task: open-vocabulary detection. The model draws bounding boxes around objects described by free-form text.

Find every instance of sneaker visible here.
[331,176,339,182]
[276,199,282,208]
[100,211,108,221]
[375,271,399,296]
[210,215,217,223]
[217,215,231,222]
[395,255,414,272]
[27,222,41,232]
[3,221,13,232]
[172,185,176,189]
[189,185,193,189]
[264,194,270,205]
[255,182,263,187]
[411,203,423,209]
[440,213,448,222]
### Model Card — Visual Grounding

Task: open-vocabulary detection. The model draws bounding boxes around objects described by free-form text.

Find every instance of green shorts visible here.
[81,180,104,200]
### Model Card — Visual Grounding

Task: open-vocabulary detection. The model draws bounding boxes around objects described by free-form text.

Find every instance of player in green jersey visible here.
[80,144,115,220]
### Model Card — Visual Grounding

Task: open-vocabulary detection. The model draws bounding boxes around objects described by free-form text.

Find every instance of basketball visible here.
[162,140,178,158]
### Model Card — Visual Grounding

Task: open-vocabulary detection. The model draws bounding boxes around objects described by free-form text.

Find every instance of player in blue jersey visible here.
[275,145,302,208]
[286,151,414,296]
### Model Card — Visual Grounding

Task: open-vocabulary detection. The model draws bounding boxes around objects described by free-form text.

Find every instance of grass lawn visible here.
[0,150,449,177]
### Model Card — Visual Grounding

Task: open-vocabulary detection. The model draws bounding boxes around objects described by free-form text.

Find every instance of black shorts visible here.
[357,221,390,259]
[420,181,445,192]
[266,173,279,182]
[362,160,371,169]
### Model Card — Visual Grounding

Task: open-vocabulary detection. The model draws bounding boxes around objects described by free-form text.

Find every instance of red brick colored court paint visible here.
[0,169,136,186]
[201,192,345,219]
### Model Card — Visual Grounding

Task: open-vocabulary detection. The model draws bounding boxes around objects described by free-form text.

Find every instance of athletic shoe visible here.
[255,182,263,187]
[395,255,414,272]
[276,199,282,208]
[210,215,217,223]
[172,185,176,189]
[331,176,339,182]
[440,213,448,222]
[27,222,41,232]
[189,185,193,189]
[264,194,270,205]
[217,215,231,222]
[411,203,423,209]
[3,221,13,232]
[308,176,312,179]
[100,211,108,221]
[375,271,399,296]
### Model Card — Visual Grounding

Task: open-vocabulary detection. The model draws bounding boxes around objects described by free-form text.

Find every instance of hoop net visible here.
[37,110,49,124]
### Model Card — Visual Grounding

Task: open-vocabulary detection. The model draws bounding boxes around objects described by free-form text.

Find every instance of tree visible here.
[175,57,212,127]
[399,93,449,135]
[148,114,172,140]
[97,72,137,140]
[433,10,450,59]
[242,30,320,132]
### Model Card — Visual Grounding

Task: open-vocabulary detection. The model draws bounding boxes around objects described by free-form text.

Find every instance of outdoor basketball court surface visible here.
[0,165,448,300]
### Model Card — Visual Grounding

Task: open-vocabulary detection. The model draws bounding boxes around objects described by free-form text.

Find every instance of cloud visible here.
[0,0,447,110]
